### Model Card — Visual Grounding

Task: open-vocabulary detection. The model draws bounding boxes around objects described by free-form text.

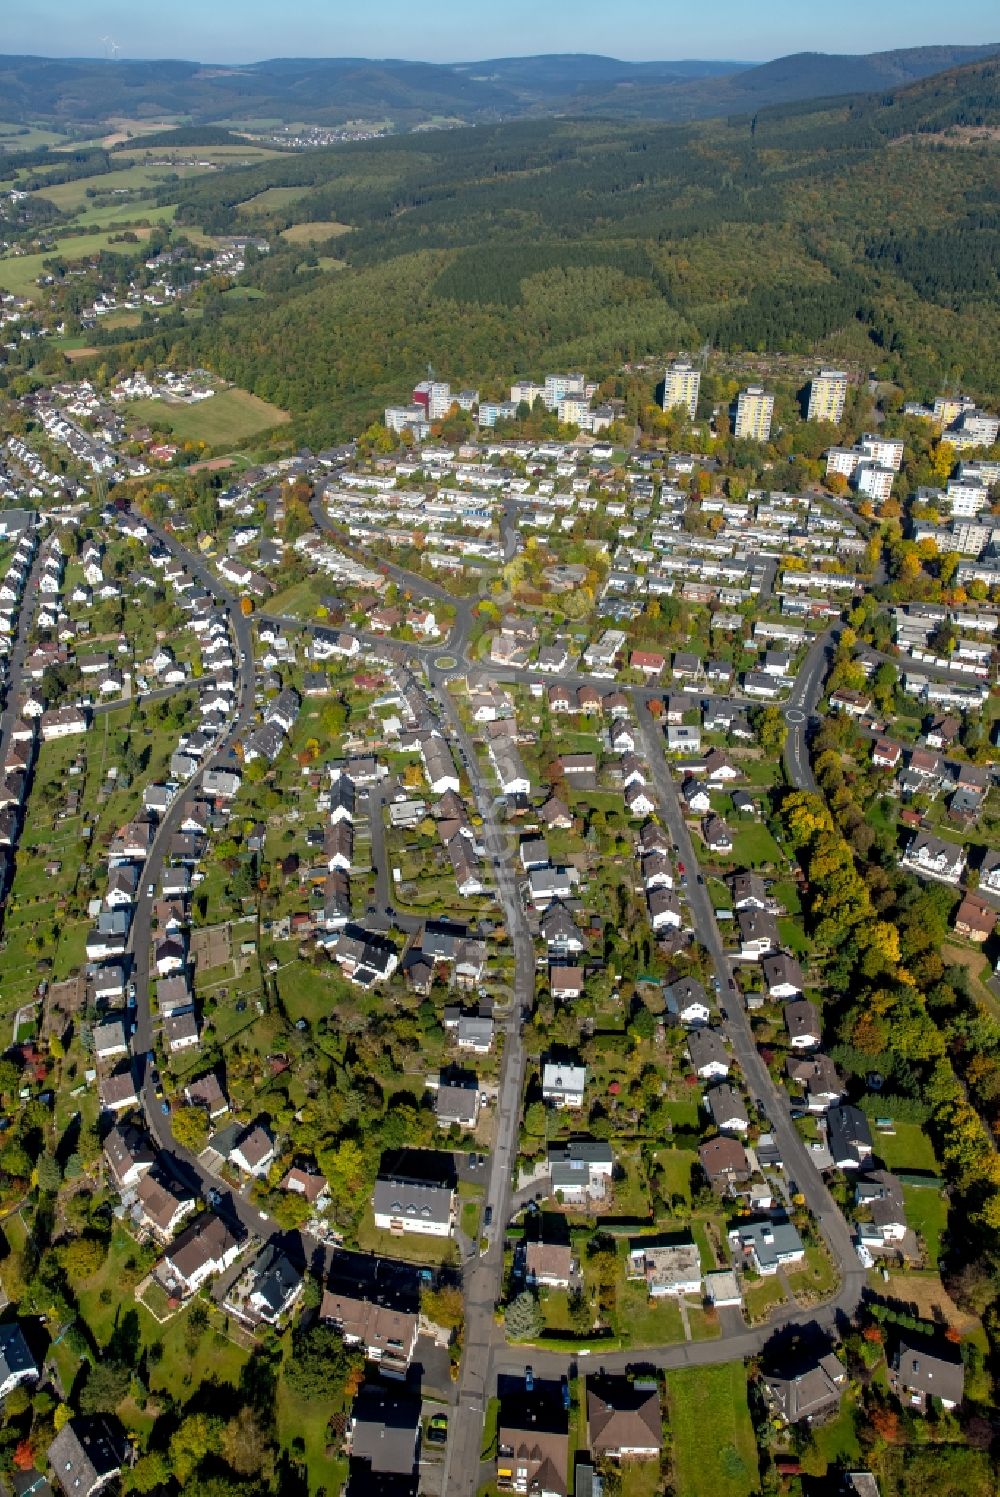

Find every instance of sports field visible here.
[126,387,289,447]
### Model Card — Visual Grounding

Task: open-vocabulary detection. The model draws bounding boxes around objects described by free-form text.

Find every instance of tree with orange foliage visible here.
[869,1407,900,1444]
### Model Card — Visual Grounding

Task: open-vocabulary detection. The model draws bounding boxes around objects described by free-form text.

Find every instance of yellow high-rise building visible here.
[662,359,701,420]
[734,386,774,442]
[807,369,848,424]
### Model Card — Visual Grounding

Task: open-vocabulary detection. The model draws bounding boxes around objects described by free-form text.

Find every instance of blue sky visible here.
[6,1,999,64]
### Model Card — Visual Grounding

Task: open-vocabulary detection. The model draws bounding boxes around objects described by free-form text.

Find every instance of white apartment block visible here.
[855,464,896,504]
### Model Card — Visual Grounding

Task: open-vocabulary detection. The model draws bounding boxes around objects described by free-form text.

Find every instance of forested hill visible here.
[0,42,997,129]
[78,57,1000,446]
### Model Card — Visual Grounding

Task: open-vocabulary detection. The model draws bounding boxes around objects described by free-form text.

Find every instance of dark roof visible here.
[350,1385,421,1474]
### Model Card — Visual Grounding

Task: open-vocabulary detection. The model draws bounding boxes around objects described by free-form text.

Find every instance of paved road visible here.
[782,626,838,793]
[634,694,865,1320]
[365,782,422,936]
[432,683,535,1497]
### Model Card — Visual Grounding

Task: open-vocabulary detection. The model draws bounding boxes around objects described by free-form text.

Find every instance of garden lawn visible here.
[653,1147,697,1207]
[618,1278,684,1346]
[667,1364,757,1497]
[903,1184,948,1268]
[797,1394,861,1476]
[743,1275,787,1323]
[277,1379,348,1495]
[873,1122,939,1175]
[356,1210,458,1267]
[729,823,783,868]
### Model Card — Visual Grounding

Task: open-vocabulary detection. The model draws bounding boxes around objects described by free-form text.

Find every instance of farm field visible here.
[666,1363,757,1497]
[0,122,71,151]
[32,164,187,212]
[0,227,153,297]
[126,387,290,446]
[114,144,284,165]
[67,200,180,230]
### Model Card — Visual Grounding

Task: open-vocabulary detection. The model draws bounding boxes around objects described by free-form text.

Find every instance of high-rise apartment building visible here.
[661,360,701,420]
[807,370,848,424]
[734,386,775,442]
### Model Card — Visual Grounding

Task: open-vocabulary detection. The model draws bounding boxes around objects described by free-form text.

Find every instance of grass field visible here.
[126,387,289,447]
[0,122,71,151]
[903,1184,948,1267]
[0,228,152,297]
[239,185,310,212]
[666,1364,757,1497]
[115,144,284,165]
[67,200,180,231]
[873,1121,939,1175]
[33,165,180,212]
[280,220,353,244]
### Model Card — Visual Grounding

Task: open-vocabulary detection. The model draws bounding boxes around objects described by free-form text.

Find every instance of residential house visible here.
[348,1384,421,1480]
[872,738,902,770]
[705,1083,749,1134]
[435,1081,480,1130]
[901,831,967,885]
[542,1062,586,1109]
[525,1242,574,1289]
[627,1240,702,1297]
[47,1418,123,1497]
[764,953,806,1000]
[497,1383,569,1497]
[0,1323,38,1399]
[784,999,821,1049]
[321,1285,419,1370]
[98,1064,138,1114]
[687,1028,730,1080]
[698,1135,751,1192]
[162,1214,243,1296]
[134,1172,196,1242]
[729,871,769,910]
[586,1377,661,1460]
[702,815,733,854]
[103,1121,154,1190]
[786,1053,844,1112]
[231,1124,276,1178]
[954,894,995,943]
[856,1170,907,1247]
[764,1356,845,1425]
[728,1216,805,1275]
[372,1174,455,1238]
[547,1140,614,1202]
[662,978,710,1027]
[889,1335,964,1411]
[738,909,779,958]
[647,886,682,931]
[826,1104,874,1170]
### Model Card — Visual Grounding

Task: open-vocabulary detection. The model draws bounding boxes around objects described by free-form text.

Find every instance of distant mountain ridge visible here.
[0,43,997,131]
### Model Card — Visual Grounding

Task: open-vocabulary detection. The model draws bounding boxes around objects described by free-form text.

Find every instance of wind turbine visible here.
[99,35,121,59]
